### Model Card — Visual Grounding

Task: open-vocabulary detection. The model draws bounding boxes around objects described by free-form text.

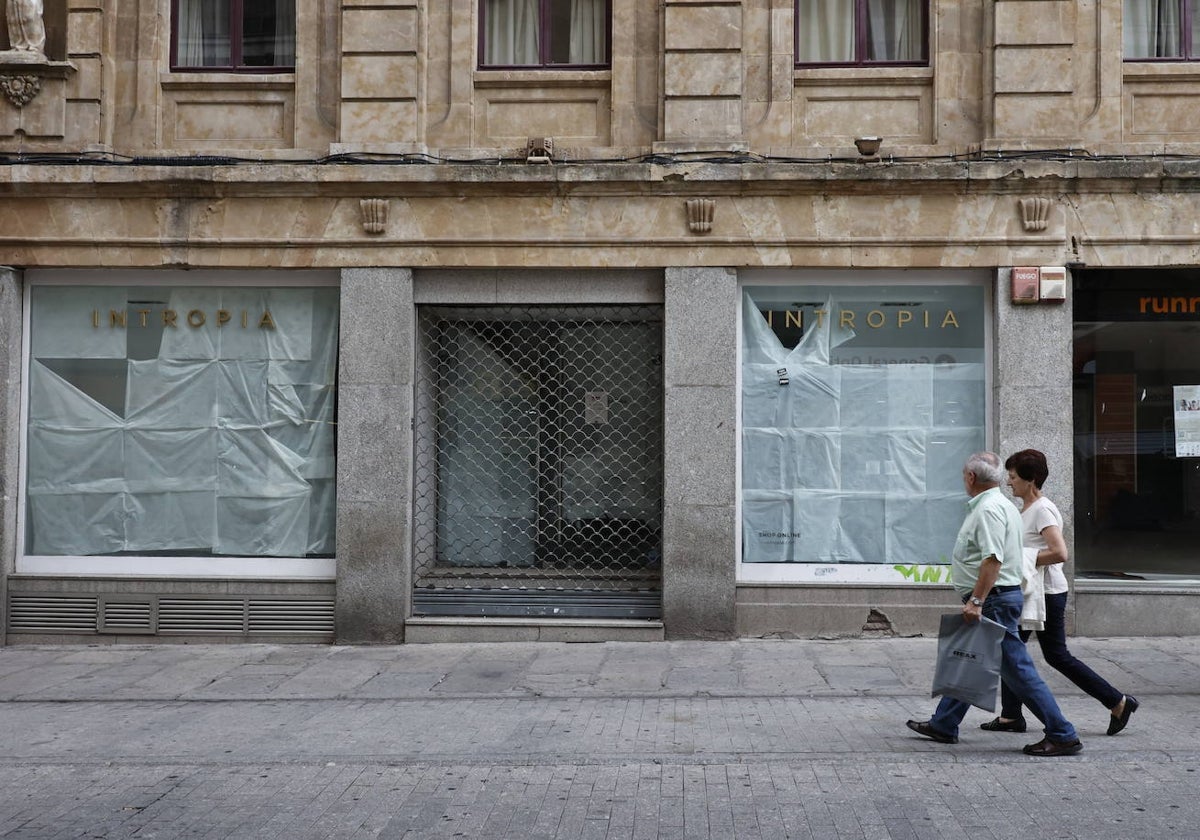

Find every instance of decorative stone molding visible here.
[1018,197,1052,232]
[359,198,389,234]
[0,73,40,107]
[685,198,715,234]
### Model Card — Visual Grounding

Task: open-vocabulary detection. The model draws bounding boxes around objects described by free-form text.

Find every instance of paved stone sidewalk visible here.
[1,637,1198,839]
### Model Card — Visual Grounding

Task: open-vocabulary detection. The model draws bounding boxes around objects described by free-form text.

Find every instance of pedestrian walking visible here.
[978,448,1139,736]
[906,451,1083,756]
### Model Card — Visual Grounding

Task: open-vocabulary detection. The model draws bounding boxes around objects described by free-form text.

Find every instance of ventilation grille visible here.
[157,599,246,633]
[7,595,98,632]
[100,599,154,633]
[249,599,336,634]
[8,593,335,639]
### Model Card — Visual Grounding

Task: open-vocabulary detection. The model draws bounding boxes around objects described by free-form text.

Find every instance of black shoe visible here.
[1107,695,1139,736]
[906,719,957,744]
[980,716,1027,733]
[1023,737,1083,757]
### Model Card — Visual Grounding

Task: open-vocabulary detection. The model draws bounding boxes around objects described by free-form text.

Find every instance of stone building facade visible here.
[1,0,1198,643]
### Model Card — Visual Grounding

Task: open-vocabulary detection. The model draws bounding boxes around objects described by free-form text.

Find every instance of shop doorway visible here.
[1073,269,1200,581]
[412,305,663,617]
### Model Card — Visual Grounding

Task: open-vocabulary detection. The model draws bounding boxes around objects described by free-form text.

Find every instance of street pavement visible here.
[0,634,1198,840]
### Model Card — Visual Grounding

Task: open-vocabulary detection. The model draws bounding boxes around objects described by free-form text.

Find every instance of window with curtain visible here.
[481,0,609,67]
[174,0,296,70]
[796,0,926,65]
[1124,0,1199,59]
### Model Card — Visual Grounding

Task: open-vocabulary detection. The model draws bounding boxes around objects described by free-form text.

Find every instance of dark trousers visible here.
[1000,591,1124,718]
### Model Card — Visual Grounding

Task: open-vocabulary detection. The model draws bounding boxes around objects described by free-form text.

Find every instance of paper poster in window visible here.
[1174,385,1200,458]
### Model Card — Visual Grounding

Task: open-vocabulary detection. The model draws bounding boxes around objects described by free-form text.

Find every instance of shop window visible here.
[479,0,609,68]
[23,284,336,562]
[1124,0,1199,59]
[1073,270,1200,580]
[796,0,927,66]
[740,280,987,582]
[172,0,296,70]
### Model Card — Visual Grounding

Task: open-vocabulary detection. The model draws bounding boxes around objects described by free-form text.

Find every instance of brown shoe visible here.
[906,719,957,744]
[1022,736,1083,757]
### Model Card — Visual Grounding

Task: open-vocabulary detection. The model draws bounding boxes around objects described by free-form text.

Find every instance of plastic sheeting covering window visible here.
[741,285,986,566]
[25,285,338,558]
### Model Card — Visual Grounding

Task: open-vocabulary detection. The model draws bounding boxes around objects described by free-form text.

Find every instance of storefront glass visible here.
[23,283,338,562]
[1073,269,1200,581]
[739,275,987,583]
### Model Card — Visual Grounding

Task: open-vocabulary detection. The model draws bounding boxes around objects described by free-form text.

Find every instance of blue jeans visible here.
[930,588,1079,742]
[1000,591,1123,718]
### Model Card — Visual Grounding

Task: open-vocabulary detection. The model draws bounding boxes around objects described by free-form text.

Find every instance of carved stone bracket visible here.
[0,57,74,110]
[360,198,389,234]
[685,198,715,234]
[1018,196,1052,232]
[0,73,40,107]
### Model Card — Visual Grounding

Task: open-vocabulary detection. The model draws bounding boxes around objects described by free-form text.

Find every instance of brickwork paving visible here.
[0,638,1197,839]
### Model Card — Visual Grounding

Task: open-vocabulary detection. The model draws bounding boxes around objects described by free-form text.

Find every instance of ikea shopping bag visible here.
[931,613,1005,711]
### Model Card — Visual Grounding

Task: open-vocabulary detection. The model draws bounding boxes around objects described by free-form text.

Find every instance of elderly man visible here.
[906,451,1082,757]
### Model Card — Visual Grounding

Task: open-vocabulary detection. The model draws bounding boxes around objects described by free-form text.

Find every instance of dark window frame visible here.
[1123,0,1199,61]
[794,0,929,68]
[477,0,612,70]
[170,0,296,73]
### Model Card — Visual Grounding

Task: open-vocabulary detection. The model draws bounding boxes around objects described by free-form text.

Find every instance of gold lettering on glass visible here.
[163,310,178,327]
[216,309,231,327]
[109,309,126,327]
[187,309,206,327]
[259,310,276,329]
[866,310,885,328]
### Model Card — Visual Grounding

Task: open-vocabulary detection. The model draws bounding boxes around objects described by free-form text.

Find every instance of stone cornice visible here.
[0,158,1196,199]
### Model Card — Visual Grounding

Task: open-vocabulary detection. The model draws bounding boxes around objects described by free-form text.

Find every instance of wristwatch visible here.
[969,596,984,607]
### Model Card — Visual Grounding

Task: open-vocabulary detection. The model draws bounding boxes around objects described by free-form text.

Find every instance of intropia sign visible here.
[92,308,277,329]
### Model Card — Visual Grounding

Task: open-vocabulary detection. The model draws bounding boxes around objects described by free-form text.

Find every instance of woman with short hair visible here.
[981,448,1140,736]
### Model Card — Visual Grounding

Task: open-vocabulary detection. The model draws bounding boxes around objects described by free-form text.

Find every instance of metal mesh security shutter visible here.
[413,305,663,618]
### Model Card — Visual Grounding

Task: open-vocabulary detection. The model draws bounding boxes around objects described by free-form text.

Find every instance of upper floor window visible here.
[173,0,296,70]
[796,0,927,66]
[480,0,609,68]
[1124,0,1199,59]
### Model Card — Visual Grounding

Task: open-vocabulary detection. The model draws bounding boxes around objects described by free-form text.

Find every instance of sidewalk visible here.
[1,636,1198,839]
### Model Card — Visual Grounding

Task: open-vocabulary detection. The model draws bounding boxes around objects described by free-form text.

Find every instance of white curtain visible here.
[569,0,606,64]
[866,0,922,61]
[273,0,296,66]
[484,0,539,65]
[1124,0,1183,58]
[177,0,229,66]
[797,0,854,62]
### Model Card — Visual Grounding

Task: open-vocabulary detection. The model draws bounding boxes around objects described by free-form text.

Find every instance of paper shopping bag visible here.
[931,613,1005,712]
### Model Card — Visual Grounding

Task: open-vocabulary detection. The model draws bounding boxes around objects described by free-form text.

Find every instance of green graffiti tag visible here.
[893,561,952,584]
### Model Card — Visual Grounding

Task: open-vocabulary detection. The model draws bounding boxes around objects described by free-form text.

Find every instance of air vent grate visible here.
[7,595,99,632]
[248,599,336,634]
[100,599,154,633]
[157,598,246,634]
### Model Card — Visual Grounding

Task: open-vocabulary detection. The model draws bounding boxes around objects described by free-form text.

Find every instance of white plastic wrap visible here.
[741,289,983,566]
[25,285,338,558]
